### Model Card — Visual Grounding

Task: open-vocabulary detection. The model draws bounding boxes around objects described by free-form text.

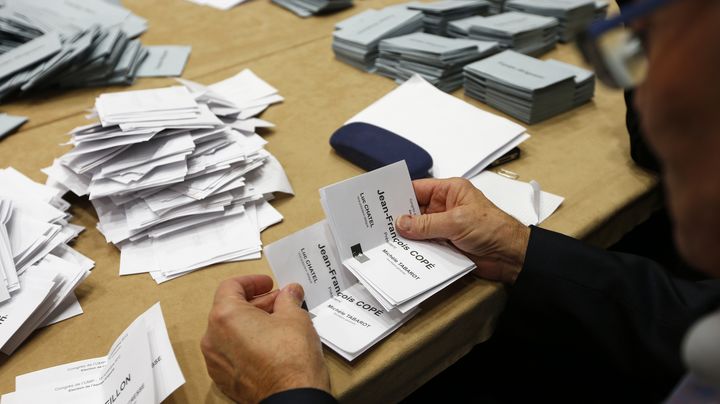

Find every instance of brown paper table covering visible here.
[0,1,658,402]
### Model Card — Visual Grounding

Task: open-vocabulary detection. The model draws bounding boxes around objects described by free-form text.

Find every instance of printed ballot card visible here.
[320,161,475,307]
[2,303,185,404]
[266,221,417,361]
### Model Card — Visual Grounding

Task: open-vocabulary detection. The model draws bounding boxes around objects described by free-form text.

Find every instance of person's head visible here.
[630,1,720,274]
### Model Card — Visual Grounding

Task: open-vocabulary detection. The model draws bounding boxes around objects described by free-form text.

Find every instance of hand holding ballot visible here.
[201,275,330,403]
[396,177,530,285]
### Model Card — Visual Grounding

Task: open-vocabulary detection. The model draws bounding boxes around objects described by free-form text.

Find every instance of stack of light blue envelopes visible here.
[333,8,424,71]
[0,0,190,101]
[486,0,506,14]
[272,0,353,17]
[463,50,594,124]
[376,32,500,91]
[505,0,596,42]
[406,0,490,35]
[463,11,559,56]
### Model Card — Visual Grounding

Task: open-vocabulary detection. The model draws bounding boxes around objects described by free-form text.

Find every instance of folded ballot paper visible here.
[267,221,418,361]
[0,113,27,141]
[460,11,559,56]
[333,7,424,71]
[376,32,500,92]
[1,303,185,404]
[407,0,491,35]
[346,74,529,179]
[464,50,595,124]
[0,168,94,355]
[44,69,293,284]
[505,0,595,42]
[469,171,563,226]
[185,0,252,10]
[0,0,190,101]
[320,161,476,313]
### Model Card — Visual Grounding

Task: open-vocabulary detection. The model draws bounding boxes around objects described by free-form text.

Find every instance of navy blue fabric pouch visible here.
[329,122,433,179]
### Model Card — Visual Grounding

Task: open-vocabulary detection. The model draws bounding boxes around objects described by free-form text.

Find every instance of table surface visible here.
[0,1,659,402]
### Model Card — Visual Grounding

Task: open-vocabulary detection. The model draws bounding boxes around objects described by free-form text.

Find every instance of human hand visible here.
[396,178,530,285]
[201,275,330,403]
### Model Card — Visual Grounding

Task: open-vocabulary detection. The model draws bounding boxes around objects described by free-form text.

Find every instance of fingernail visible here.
[284,283,304,302]
[397,215,413,232]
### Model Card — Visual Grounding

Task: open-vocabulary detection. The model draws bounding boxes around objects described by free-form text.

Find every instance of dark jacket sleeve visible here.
[492,226,720,401]
[260,388,337,404]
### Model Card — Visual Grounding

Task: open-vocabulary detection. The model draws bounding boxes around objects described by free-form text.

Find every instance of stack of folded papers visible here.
[505,0,596,42]
[0,113,27,140]
[0,167,94,355]
[333,7,424,71]
[594,0,609,20]
[376,32,500,91]
[268,161,476,360]
[44,70,294,284]
[406,0,490,35]
[0,0,191,101]
[465,11,559,56]
[447,15,485,38]
[486,0,506,14]
[464,50,594,124]
[273,0,353,17]
[1,303,185,404]
[346,74,528,179]
[544,59,595,107]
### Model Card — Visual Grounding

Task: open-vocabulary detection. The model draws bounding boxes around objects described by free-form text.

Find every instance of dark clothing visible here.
[261,388,338,404]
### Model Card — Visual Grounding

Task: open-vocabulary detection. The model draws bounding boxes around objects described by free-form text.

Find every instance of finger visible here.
[213,275,274,306]
[395,211,460,241]
[411,178,447,206]
[272,283,305,314]
[249,290,280,313]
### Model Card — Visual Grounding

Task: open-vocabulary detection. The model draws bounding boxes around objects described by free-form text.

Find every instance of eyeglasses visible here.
[577,0,674,89]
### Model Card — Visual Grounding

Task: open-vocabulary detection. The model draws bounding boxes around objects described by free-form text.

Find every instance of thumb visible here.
[273,283,305,314]
[396,212,459,241]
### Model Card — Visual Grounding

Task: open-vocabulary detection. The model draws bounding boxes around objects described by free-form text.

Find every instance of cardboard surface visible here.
[0,1,658,402]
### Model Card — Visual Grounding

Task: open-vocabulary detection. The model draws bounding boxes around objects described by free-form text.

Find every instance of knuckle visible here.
[209,305,234,326]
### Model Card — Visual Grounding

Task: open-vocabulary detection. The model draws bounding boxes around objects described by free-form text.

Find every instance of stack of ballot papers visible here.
[487,0,506,14]
[185,0,252,10]
[0,0,190,101]
[376,32,500,92]
[505,0,595,42]
[0,113,27,140]
[346,74,528,179]
[267,162,476,359]
[464,11,559,56]
[273,0,353,17]
[44,69,294,284]
[544,59,595,107]
[1,303,185,403]
[406,0,490,35]
[464,50,594,124]
[0,167,94,355]
[333,7,424,71]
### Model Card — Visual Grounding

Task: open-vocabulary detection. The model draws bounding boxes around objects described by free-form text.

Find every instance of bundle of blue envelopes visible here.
[376,32,500,91]
[332,7,424,71]
[406,0,491,35]
[456,11,559,56]
[505,0,596,42]
[463,50,595,124]
[0,0,190,101]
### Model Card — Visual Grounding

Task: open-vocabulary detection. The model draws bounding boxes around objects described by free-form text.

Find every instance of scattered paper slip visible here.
[1,303,185,404]
[136,46,192,78]
[0,114,27,141]
[0,167,94,355]
[44,69,292,283]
